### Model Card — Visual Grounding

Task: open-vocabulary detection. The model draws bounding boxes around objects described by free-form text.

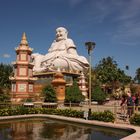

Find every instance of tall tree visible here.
[0,63,13,89]
[94,57,131,93]
[42,84,57,102]
[134,68,140,84]
[0,87,10,102]
[65,80,84,103]
[92,85,107,104]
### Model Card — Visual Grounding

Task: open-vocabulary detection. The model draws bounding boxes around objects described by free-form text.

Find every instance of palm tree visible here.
[125,65,129,70]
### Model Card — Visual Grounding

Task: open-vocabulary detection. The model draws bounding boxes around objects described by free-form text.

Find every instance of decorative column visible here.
[10,33,37,103]
[51,70,66,106]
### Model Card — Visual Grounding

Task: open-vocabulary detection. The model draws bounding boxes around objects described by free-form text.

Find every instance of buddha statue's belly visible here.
[51,57,69,69]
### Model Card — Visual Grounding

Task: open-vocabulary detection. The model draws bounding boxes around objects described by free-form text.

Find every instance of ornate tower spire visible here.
[20,32,28,46]
[15,32,33,52]
[10,33,36,103]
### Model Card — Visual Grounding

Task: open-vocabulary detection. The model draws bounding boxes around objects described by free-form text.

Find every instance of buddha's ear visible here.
[65,29,68,34]
[63,28,68,39]
[64,32,68,39]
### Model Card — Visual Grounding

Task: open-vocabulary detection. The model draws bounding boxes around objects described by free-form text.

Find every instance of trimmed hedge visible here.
[0,107,115,122]
[91,110,115,122]
[130,113,140,126]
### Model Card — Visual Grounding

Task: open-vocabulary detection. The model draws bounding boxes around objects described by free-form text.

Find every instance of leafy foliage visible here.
[65,80,84,103]
[94,57,131,93]
[0,87,10,102]
[91,110,115,122]
[134,68,140,84]
[0,63,13,89]
[130,113,140,126]
[130,84,137,95]
[92,85,107,104]
[42,85,57,102]
[25,98,33,102]
[0,63,13,102]
[0,107,115,122]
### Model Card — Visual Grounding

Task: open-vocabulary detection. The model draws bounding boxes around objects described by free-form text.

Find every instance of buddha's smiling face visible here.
[56,27,68,41]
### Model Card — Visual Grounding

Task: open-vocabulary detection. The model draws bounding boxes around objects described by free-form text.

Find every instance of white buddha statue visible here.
[32,27,89,73]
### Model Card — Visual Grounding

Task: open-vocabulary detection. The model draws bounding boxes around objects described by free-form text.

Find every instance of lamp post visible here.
[85,41,96,119]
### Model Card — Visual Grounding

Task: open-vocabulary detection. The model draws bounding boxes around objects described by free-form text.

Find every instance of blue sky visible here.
[0,0,140,78]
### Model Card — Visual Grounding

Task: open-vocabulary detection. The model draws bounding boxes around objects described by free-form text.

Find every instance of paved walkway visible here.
[64,100,139,125]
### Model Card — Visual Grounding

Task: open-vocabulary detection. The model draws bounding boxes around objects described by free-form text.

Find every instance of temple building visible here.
[10,27,89,102]
[9,33,37,102]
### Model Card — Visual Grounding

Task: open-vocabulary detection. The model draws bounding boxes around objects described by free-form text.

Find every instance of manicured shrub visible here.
[0,107,114,122]
[0,108,9,116]
[130,113,140,126]
[16,106,29,115]
[9,107,20,115]
[65,80,84,103]
[41,108,56,114]
[92,86,107,104]
[42,85,57,102]
[55,109,83,118]
[91,110,115,122]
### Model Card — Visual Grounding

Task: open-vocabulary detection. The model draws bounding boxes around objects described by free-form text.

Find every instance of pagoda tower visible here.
[10,33,37,102]
[51,69,66,106]
[78,72,88,101]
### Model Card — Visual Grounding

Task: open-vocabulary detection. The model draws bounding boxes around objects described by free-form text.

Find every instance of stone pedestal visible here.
[51,71,66,107]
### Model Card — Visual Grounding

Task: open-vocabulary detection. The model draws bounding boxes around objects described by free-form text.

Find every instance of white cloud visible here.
[112,20,140,46]
[109,0,140,46]
[115,0,140,21]
[83,0,120,23]
[67,0,140,46]
[87,0,140,23]
[3,54,11,58]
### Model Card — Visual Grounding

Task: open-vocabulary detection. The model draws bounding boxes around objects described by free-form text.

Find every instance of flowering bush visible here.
[130,113,140,126]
